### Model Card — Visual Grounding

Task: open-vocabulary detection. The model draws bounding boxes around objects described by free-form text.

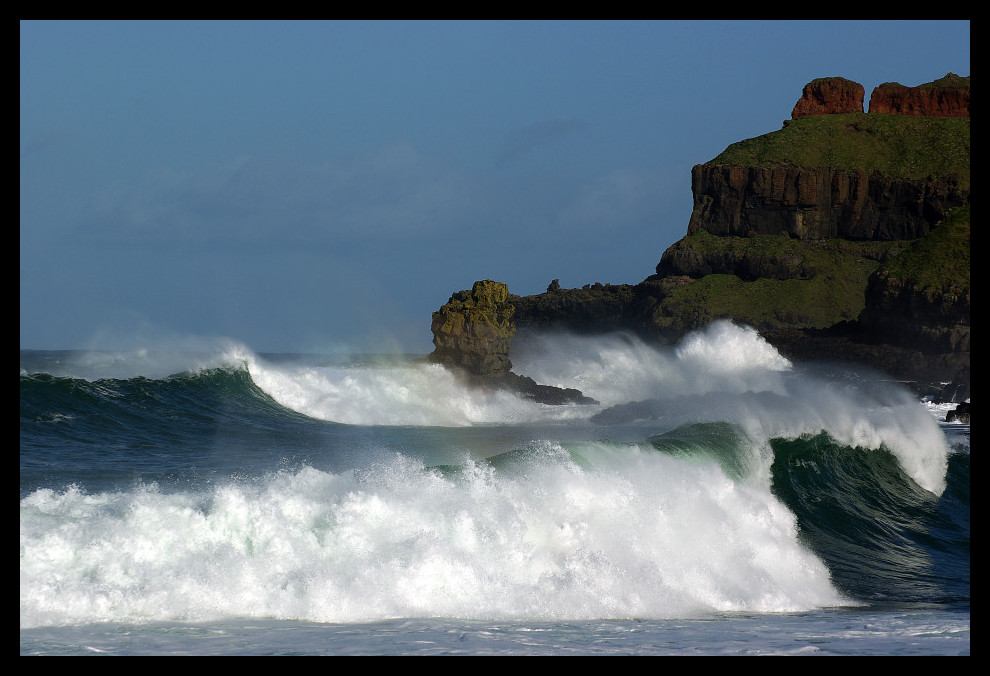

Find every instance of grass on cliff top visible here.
[877,204,970,294]
[711,113,970,189]
[652,233,910,333]
[914,73,970,89]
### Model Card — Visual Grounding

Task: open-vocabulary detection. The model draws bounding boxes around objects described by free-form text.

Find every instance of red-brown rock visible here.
[791,77,865,119]
[868,73,970,117]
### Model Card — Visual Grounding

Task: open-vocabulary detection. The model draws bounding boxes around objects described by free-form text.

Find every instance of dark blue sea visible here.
[20,321,969,655]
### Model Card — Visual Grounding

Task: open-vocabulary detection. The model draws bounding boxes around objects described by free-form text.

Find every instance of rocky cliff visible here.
[434,74,970,400]
[686,164,966,241]
[429,279,516,376]
[858,204,971,355]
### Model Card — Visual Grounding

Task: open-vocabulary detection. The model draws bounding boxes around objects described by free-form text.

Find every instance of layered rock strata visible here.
[686,164,967,241]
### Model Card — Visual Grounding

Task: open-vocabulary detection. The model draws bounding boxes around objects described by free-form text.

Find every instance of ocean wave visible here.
[20,440,856,628]
[21,321,954,496]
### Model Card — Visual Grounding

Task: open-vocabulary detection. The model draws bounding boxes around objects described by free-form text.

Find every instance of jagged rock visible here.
[687,164,967,241]
[474,371,597,405]
[791,77,865,118]
[429,280,597,405]
[429,280,516,376]
[869,73,970,117]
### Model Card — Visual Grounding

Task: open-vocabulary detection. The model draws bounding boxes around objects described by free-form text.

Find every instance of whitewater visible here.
[19,320,969,654]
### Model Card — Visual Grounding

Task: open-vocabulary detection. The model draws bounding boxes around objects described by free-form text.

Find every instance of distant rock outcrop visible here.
[791,77,865,118]
[429,280,516,377]
[686,164,968,241]
[429,280,596,405]
[869,73,970,117]
[511,283,636,334]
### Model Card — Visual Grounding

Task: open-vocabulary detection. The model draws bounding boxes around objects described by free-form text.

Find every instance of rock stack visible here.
[791,76,865,118]
[429,280,596,405]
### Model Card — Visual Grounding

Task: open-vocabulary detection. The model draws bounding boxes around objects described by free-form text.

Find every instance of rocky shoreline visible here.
[428,75,969,411]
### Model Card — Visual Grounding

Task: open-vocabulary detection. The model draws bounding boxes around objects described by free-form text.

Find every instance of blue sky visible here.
[20,20,970,354]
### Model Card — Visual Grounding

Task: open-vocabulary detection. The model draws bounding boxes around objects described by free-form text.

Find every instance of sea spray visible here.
[240,321,948,494]
[247,358,593,427]
[513,321,949,495]
[512,321,791,406]
[19,339,255,381]
[19,335,968,653]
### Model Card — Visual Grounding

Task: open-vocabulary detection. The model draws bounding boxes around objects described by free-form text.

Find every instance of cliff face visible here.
[440,74,970,398]
[869,74,970,117]
[791,77,865,118]
[861,271,970,353]
[686,164,967,241]
[858,204,971,355]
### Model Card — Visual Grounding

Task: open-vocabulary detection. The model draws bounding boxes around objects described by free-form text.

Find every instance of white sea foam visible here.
[512,320,791,406]
[19,445,852,628]
[246,358,592,427]
[245,320,949,494]
[510,321,950,495]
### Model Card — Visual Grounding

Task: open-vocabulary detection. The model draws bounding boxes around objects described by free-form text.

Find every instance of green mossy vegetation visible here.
[664,228,909,277]
[917,73,970,89]
[436,280,515,335]
[652,232,911,333]
[676,98,971,337]
[876,204,970,296]
[712,113,970,189]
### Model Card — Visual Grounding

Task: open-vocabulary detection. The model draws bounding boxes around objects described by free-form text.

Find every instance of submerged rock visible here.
[946,402,970,424]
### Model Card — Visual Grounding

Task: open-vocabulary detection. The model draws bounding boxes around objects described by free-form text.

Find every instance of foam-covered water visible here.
[20,441,852,628]
[19,320,969,654]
